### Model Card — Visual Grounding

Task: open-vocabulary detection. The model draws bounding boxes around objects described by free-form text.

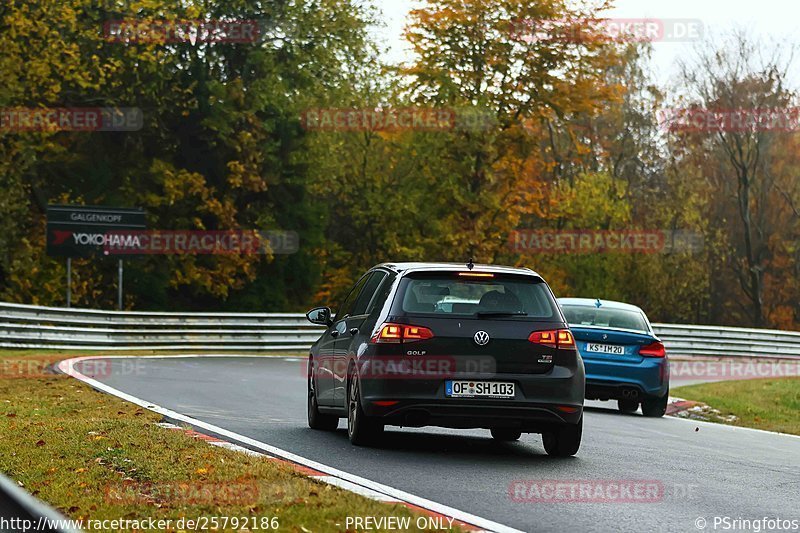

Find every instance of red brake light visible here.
[404,325,434,341]
[528,329,574,349]
[639,341,666,358]
[529,330,556,348]
[372,323,434,343]
[557,329,575,347]
[376,324,402,342]
[457,272,495,278]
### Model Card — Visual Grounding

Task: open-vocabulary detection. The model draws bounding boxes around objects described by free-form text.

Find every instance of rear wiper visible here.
[476,311,527,317]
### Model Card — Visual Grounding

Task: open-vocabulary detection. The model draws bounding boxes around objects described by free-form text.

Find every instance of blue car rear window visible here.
[561,305,649,332]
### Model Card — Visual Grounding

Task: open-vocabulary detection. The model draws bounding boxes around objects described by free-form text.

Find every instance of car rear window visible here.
[561,305,649,332]
[400,273,557,318]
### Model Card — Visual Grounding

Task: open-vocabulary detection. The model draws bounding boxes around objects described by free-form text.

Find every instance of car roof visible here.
[558,297,646,314]
[372,262,541,278]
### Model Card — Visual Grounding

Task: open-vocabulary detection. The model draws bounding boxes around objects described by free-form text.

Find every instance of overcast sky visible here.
[372,0,800,87]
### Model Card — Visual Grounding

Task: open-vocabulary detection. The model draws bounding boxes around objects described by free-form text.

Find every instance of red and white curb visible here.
[666,397,700,416]
[58,356,523,533]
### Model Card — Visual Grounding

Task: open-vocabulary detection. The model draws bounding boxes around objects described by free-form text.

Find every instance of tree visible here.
[400,0,622,262]
[671,32,799,327]
[0,0,379,310]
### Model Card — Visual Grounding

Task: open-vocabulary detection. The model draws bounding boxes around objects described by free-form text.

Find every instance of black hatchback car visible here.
[305,262,585,456]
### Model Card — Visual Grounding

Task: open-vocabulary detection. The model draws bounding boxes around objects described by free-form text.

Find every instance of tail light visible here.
[528,329,575,349]
[639,341,666,358]
[372,323,434,344]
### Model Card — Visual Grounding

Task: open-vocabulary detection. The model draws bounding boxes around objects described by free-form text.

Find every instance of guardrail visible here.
[0,302,323,351]
[1,302,799,358]
[0,472,81,532]
[652,323,800,359]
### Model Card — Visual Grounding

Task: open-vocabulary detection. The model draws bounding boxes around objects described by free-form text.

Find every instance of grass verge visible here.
[671,378,800,435]
[0,350,459,532]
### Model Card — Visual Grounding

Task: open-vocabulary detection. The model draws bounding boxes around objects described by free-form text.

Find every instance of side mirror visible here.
[306,306,332,326]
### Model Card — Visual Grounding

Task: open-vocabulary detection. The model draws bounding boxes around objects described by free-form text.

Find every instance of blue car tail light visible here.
[639,341,666,358]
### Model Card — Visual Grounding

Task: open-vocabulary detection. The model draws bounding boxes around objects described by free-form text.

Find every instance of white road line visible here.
[57,355,523,533]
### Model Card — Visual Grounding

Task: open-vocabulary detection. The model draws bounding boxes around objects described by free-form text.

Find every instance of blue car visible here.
[558,298,669,417]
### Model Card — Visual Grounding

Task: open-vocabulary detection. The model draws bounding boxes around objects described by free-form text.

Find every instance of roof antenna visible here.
[595,298,602,308]
[467,245,475,270]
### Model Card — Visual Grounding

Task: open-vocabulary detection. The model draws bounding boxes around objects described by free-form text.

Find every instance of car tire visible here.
[542,417,582,457]
[491,428,522,441]
[641,393,668,418]
[617,399,639,414]
[347,369,384,446]
[307,357,338,431]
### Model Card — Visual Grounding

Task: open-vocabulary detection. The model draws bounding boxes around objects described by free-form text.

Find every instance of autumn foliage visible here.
[0,1,797,329]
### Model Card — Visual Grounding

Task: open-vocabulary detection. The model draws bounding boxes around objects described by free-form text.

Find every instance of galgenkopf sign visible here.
[46,205,147,258]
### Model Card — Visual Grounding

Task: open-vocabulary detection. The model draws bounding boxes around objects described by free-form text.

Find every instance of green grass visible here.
[672,378,800,435]
[0,350,457,532]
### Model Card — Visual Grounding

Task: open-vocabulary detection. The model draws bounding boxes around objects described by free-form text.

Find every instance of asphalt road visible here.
[76,356,800,533]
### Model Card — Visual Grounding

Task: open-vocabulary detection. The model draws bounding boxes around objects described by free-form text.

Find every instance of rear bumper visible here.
[363,401,582,430]
[358,364,585,430]
[584,357,669,400]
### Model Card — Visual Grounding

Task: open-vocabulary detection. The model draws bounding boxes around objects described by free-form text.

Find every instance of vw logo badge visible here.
[474,331,490,346]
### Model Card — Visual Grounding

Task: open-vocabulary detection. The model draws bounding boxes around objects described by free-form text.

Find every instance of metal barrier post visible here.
[66,258,71,308]
[117,259,123,311]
